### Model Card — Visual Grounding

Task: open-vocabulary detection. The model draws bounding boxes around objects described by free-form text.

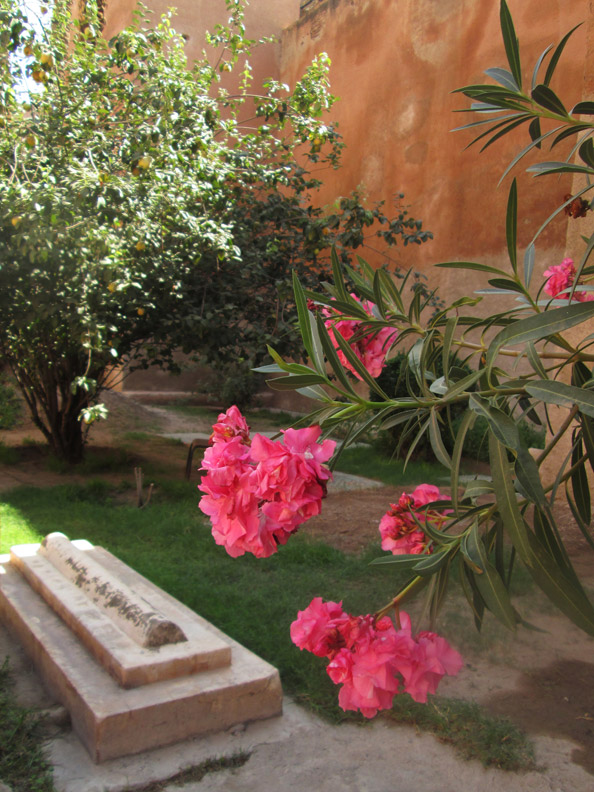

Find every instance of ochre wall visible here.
[102,0,300,89]
[103,0,593,403]
[280,0,589,302]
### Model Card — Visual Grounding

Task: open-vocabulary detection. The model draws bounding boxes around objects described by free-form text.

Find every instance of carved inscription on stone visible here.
[39,533,187,648]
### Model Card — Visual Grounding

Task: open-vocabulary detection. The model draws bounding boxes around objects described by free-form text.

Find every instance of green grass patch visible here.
[386,695,535,770]
[158,403,300,430]
[0,482,535,770]
[0,379,22,430]
[45,446,136,475]
[0,660,55,792]
[0,441,19,465]
[335,444,448,487]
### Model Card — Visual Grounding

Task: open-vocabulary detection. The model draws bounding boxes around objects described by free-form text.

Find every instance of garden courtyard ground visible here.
[0,392,593,791]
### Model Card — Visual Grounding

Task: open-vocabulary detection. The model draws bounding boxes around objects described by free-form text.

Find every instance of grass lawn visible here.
[0,474,534,773]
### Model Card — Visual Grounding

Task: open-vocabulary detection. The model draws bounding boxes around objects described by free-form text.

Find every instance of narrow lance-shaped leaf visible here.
[489,433,532,561]
[331,322,391,399]
[490,436,594,634]
[523,242,535,287]
[572,101,594,115]
[450,409,476,514]
[480,115,532,153]
[429,408,452,469]
[500,0,522,89]
[330,246,350,304]
[376,267,405,314]
[314,313,357,396]
[486,302,594,370]
[579,138,594,170]
[531,84,568,117]
[531,507,573,573]
[442,317,458,383]
[514,447,546,509]
[462,522,519,629]
[543,23,582,86]
[370,554,423,569]
[469,394,520,450]
[460,562,486,631]
[435,261,509,275]
[292,270,315,364]
[498,125,563,186]
[372,269,386,318]
[525,380,594,420]
[412,547,455,576]
[531,43,553,90]
[506,179,517,273]
[484,67,520,92]
[571,436,591,526]
[523,527,594,635]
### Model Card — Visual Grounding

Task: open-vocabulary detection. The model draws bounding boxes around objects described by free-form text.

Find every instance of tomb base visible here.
[0,544,282,763]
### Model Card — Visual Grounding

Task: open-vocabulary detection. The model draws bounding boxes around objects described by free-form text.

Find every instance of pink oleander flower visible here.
[290,597,353,658]
[323,294,397,380]
[543,257,594,302]
[395,613,463,703]
[209,404,250,444]
[199,407,336,558]
[379,484,451,556]
[291,599,462,717]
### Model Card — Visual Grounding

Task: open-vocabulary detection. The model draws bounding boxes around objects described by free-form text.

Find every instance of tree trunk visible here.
[9,354,104,465]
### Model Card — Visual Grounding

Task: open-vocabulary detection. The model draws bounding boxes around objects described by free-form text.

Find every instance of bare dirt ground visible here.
[1,392,594,785]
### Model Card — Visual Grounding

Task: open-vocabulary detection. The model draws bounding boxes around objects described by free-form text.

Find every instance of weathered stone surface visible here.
[38,532,185,648]
[9,541,231,688]
[0,548,283,762]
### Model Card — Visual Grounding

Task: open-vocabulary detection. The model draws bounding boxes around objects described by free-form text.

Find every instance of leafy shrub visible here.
[0,377,21,429]
[374,352,471,459]
[374,353,544,461]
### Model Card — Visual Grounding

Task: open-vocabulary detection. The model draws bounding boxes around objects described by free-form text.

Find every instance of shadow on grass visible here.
[0,482,536,771]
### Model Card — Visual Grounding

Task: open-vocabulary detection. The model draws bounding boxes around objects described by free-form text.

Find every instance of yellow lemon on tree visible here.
[32,69,47,84]
[135,241,146,251]
[24,44,33,57]
[40,53,54,68]
[107,282,116,293]
[11,216,22,227]
[138,156,152,170]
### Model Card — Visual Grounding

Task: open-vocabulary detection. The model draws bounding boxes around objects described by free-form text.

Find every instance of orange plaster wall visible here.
[280,0,589,300]
[102,0,301,88]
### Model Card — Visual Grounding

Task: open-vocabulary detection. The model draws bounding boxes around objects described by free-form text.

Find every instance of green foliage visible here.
[0,660,55,792]
[374,352,471,460]
[386,696,535,770]
[0,0,430,460]
[262,1,594,638]
[0,376,21,428]
[334,444,446,487]
[0,482,535,770]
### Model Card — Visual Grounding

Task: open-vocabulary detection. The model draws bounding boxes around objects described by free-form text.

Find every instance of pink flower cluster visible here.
[199,406,336,558]
[291,597,462,716]
[323,294,397,379]
[379,484,450,556]
[543,257,594,302]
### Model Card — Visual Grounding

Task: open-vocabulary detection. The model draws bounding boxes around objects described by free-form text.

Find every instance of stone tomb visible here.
[0,533,282,762]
